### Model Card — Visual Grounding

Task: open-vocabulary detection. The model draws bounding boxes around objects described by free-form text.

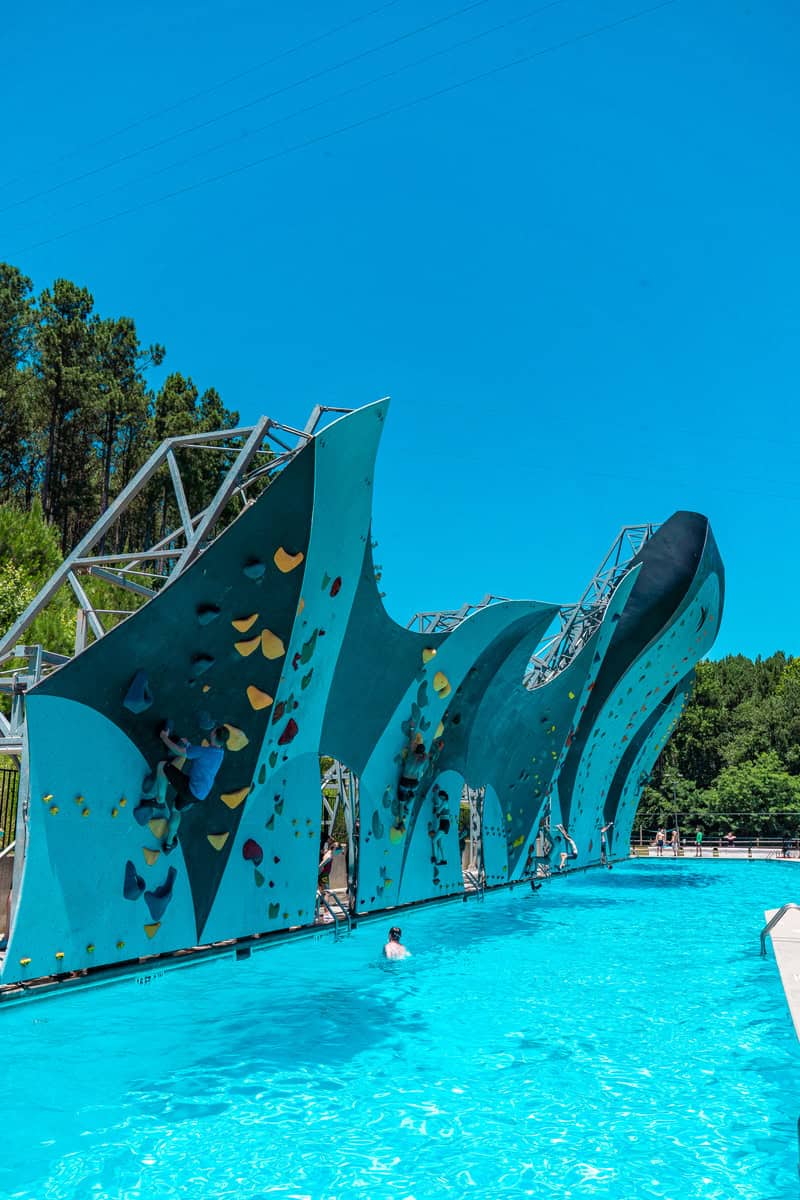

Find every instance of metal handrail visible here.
[319,890,351,938]
[760,903,800,956]
[465,870,484,900]
[0,840,14,860]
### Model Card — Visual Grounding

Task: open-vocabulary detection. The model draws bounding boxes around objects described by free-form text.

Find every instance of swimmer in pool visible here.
[383,926,411,960]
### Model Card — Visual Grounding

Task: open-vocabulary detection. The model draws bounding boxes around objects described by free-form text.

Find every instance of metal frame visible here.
[0,404,357,698]
[524,523,659,688]
[406,594,511,634]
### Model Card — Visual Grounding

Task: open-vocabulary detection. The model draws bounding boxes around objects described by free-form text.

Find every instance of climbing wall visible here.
[0,393,725,989]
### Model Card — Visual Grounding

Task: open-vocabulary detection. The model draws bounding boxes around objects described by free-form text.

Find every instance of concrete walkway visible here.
[764,906,800,1041]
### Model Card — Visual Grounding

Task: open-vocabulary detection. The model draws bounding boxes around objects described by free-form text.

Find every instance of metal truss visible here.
[524,523,659,689]
[406,594,512,634]
[0,404,357,704]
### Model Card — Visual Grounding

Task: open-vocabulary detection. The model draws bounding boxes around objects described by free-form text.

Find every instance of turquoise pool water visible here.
[2,860,799,1199]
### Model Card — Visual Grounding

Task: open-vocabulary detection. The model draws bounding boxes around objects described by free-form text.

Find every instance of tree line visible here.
[636,653,800,839]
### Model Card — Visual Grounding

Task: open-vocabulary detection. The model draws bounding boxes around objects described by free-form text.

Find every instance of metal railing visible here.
[0,765,18,850]
[318,890,352,939]
[760,903,800,957]
[464,870,485,900]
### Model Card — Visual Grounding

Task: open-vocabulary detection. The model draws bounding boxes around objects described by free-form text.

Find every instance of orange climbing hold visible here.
[235,634,261,657]
[246,685,273,711]
[232,613,259,633]
[224,724,249,751]
[433,671,451,699]
[221,786,250,810]
[142,846,160,866]
[143,923,161,939]
[148,818,168,840]
[261,629,285,660]
[274,547,304,573]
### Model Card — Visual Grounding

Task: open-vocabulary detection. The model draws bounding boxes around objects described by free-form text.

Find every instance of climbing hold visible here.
[134,800,163,826]
[246,685,273,711]
[268,902,280,919]
[148,818,168,840]
[19,957,31,966]
[301,669,313,690]
[202,684,210,693]
[277,718,299,746]
[329,576,342,597]
[221,786,250,810]
[297,597,305,615]
[190,654,215,678]
[274,795,284,814]
[123,670,153,714]
[223,724,249,751]
[86,944,95,954]
[55,951,64,960]
[243,838,264,866]
[243,559,266,580]
[254,869,265,887]
[321,573,330,590]
[271,700,286,725]
[74,794,84,805]
[207,832,230,851]
[433,671,451,699]
[116,941,125,950]
[261,629,285,659]
[143,924,161,939]
[389,826,404,844]
[144,867,177,921]
[434,721,444,738]
[274,547,304,573]
[111,808,119,818]
[142,846,160,866]
[195,709,217,732]
[422,647,436,663]
[257,762,266,785]
[568,691,575,700]
[81,808,90,818]
[265,814,275,830]
[268,751,278,768]
[235,634,261,657]
[371,810,385,839]
[123,860,145,901]
[232,613,258,633]
[49,805,59,815]
[41,793,53,803]
[197,604,221,625]
[417,681,429,708]
[299,630,318,665]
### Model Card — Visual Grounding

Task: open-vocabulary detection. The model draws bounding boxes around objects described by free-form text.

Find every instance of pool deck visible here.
[764,906,800,1041]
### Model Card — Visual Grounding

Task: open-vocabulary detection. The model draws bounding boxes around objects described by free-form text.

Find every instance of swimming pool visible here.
[2,859,798,1199]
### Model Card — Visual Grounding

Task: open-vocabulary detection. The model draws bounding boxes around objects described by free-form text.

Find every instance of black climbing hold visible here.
[123,670,153,715]
[144,867,177,921]
[123,860,145,900]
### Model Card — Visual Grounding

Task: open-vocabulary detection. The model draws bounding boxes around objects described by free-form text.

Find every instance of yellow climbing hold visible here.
[235,634,261,656]
[389,826,404,844]
[422,647,437,663]
[512,835,525,848]
[81,808,90,818]
[49,805,59,815]
[246,685,273,711]
[41,793,53,803]
[111,808,119,818]
[119,797,127,807]
[142,846,160,866]
[116,941,125,950]
[86,944,95,954]
[202,684,210,693]
[232,613,259,633]
[148,818,168,840]
[207,832,230,850]
[433,671,451,699]
[221,786,250,810]
[506,813,512,822]
[568,691,575,700]
[434,721,444,739]
[297,597,305,615]
[261,629,285,659]
[19,957,31,966]
[55,951,64,960]
[224,724,249,751]
[143,923,161,939]
[274,547,304,573]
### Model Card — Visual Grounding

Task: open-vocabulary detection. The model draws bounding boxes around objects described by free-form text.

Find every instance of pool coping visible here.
[765,906,800,1041]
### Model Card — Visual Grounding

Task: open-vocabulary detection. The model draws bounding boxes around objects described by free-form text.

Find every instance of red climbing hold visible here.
[330,576,342,597]
[277,718,299,746]
[243,838,264,866]
[271,700,286,725]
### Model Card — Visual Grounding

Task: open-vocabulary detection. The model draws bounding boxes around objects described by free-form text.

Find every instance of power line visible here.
[0,0,406,192]
[0,0,495,216]
[11,0,679,258]
[20,0,570,232]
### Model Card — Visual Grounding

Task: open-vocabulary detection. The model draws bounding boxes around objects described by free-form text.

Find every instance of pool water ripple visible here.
[2,860,800,1199]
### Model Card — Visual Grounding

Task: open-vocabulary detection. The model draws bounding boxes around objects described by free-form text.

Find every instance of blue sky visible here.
[3,0,798,659]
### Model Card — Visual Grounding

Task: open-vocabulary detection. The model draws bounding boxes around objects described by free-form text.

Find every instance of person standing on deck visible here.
[695,827,704,857]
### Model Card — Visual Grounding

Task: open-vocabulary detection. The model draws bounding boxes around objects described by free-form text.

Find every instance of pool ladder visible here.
[465,870,485,901]
[760,902,800,956]
[319,890,352,940]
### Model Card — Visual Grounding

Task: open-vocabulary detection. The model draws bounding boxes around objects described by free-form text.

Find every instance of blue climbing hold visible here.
[123,671,153,715]
[144,867,177,921]
[123,860,145,900]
